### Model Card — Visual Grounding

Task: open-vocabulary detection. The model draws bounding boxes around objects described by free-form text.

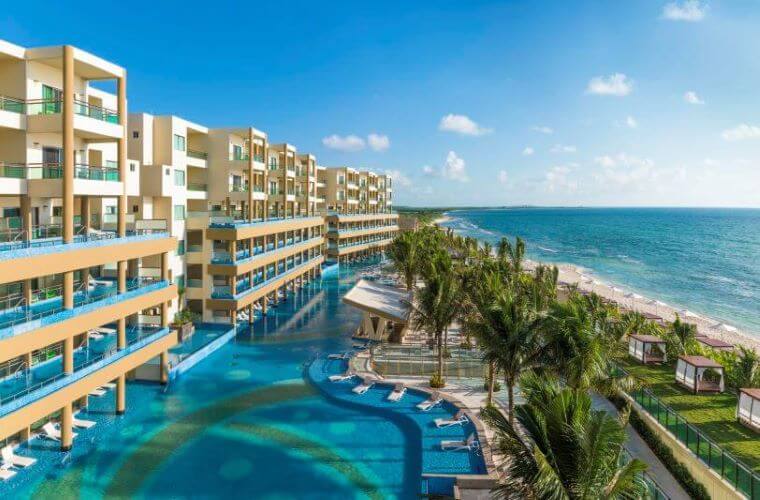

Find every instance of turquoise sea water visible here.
[1,259,482,499]
[442,208,760,335]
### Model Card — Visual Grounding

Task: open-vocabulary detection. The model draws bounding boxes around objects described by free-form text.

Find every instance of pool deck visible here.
[351,350,689,500]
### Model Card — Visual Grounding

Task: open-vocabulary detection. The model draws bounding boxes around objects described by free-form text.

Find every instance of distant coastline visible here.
[439,207,760,353]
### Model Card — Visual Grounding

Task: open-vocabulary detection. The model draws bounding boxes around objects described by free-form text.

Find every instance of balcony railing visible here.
[211,236,322,265]
[0,162,120,181]
[187,149,208,160]
[0,95,24,114]
[211,256,321,299]
[26,99,119,124]
[187,183,207,192]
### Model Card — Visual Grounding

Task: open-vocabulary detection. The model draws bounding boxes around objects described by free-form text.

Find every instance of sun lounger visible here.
[441,433,479,451]
[328,353,349,360]
[434,410,468,428]
[89,388,107,397]
[352,377,375,395]
[87,330,104,340]
[1,446,36,468]
[387,383,406,402]
[41,423,77,442]
[72,418,97,429]
[101,382,117,389]
[0,468,16,481]
[328,370,356,382]
[98,327,117,334]
[417,391,442,411]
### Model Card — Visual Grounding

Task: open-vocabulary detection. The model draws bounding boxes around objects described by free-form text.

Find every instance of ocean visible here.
[441,207,760,336]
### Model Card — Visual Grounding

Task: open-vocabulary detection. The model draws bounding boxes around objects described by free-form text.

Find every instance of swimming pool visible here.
[1,257,485,499]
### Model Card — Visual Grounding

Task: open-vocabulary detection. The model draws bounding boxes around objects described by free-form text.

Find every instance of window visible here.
[269,181,278,195]
[233,144,243,160]
[132,205,139,213]
[53,206,62,217]
[173,204,186,220]
[173,134,186,152]
[132,131,139,139]
[269,157,278,170]
[130,163,136,172]
[174,169,186,187]
[338,190,345,201]
[338,175,345,185]
[177,240,185,256]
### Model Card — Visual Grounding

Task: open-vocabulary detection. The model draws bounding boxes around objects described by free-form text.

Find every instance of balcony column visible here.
[225,197,231,217]
[161,252,169,328]
[80,195,90,232]
[247,128,254,223]
[116,374,126,414]
[159,351,168,384]
[117,258,127,344]
[20,194,31,242]
[63,335,74,374]
[263,140,269,221]
[230,240,236,263]
[61,402,73,451]
[117,75,128,238]
[247,303,253,325]
[63,45,74,244]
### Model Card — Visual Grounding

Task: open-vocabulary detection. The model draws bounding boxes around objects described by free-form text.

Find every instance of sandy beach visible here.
[433,215,452,225]
[523,259,760,353]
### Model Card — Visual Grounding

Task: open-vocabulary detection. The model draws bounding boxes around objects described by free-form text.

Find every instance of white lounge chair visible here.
[72,417,97,429]
[89,388,107,397]
[352,377,375,395]
[102,382,117,389]
[87,330,104,340]
[329,370,356,383]
[441,433,479,451]
[435,410,468,428]
[417,391,442,411]
[0,467,15,481]
[328,352,349,360]
[387,383,406,402]
[40,423,77,442]
[1,446,36,468]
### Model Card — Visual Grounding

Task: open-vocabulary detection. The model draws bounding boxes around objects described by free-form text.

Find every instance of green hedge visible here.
[609,394,711,500]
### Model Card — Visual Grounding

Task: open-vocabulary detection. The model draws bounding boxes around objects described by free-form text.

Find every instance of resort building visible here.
[0,41,178,450]
[323,167,398,263]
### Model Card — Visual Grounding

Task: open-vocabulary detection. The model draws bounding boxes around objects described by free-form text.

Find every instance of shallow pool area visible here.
[0,257,487,499]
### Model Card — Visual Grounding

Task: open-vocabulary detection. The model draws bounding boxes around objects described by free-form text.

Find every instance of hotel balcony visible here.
[326,212,398,223]
[205,215,324,241]
[327,235,394,258]
[186,182,207,200]
[0,95,26,130]
[208,236,323,276]
[0,326,176,441]
[0,229,176,285]
[206,254,323,311]
[328,224,400,240]
[26,99,123,140]
[0,278,176,362]
[0,162,124,197]
[186,149,208,168]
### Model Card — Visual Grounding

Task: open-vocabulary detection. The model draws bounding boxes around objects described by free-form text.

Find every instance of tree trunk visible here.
[437,331,444,382]
[487,362,495,406]
[507,379,515,424]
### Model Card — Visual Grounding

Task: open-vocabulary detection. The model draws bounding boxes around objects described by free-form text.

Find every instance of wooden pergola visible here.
[628,334,667,365]
[675,355,725,394]
[738,388,760,432]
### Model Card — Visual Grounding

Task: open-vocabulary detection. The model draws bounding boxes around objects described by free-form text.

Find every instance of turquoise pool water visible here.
[1,258,482,499]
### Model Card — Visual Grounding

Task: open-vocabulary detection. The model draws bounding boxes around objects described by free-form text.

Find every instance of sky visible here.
[3,0,760,207]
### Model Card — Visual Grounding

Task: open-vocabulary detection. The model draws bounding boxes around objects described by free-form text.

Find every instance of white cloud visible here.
[522,147,534,156]
[438,114,492,136]
[442,151,469,182]
[594,155,617,168]
[531,125,554,134]
[662,1,707,22]
[586,73,633,97]
[544,165,578,193]
[593,153,657,188]
[721,124,760,141]
[383,169,411,188]
[322,134,365,152]
[422,165,436,176]
[550,144,577,153]
[367,133,390,152]
[498,170,509,184]
[684,91,705,105]
[626,116,638,128]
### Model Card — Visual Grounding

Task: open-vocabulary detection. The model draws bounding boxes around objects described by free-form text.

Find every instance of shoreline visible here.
[432,215,452,225]
[439,213,760,354]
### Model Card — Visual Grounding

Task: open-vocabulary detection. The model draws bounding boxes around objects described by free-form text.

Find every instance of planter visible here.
[173,322,195,342]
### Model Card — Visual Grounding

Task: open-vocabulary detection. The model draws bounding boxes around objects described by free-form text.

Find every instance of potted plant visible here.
[172,309,199,341]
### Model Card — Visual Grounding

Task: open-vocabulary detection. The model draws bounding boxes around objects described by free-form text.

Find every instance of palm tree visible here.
[467,270,544,415]
[387,231,419,291]
[410,249,462,386]
[497,236,526,275]
[669,314,698,355]
[482,375,649,500]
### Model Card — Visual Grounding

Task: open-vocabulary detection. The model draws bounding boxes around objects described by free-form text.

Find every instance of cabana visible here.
[628,335,667,364]
[641,311,663,322]
[738,389,760,432]
[695,336,734,352]
[342,279,411,342]
[675,355,725,393]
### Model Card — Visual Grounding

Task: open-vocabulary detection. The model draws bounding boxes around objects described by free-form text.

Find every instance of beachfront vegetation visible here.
[483,375,649,499]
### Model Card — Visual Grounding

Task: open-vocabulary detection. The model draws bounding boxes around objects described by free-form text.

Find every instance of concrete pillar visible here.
[117,75,128,238]
[230,240,237,263]
[63,271,74,309]
[161,251,169,281]
[118,317,126,349]
[62,46,74,244]
[117,260,127,294]
[63,335,74,374]
[247,128,254,222]
[247,304,254,325]
[20,195,31,241]
[23,278,33,306]
[24,351,32,369]
[80,195,90,232]
[20,426,30,444]
[160,351,168,384]
[261,298,268,316]
[60,403,73,451]
[116,374,126,414]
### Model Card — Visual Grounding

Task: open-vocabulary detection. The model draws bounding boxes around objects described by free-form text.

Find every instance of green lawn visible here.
[621,358,760,473]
